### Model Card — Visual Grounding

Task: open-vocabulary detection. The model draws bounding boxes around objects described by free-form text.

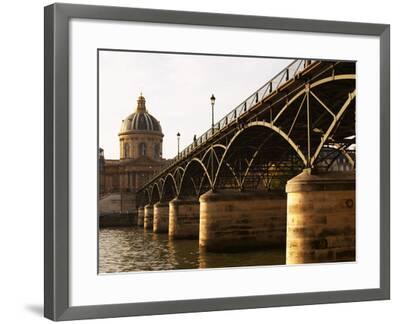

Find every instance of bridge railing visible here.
[141,59,315,190]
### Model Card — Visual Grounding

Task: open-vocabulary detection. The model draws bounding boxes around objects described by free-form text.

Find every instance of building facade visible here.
[99,94,168,222]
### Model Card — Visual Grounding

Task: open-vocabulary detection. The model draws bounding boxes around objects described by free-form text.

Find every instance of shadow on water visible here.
[99,226,285,273]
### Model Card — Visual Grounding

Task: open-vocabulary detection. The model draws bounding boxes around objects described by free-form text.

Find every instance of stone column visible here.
[286,170,355,264]
[169,197,200,239]
[153,201,169,233]
[137,207,144,227]
[199,190,287,252]
[144,204,153,230]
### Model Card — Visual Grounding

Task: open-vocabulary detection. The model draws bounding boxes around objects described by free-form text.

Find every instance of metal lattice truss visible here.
[138,60,356,205]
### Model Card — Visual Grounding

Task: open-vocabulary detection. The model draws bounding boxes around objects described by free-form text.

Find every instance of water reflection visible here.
[99,227,285,273]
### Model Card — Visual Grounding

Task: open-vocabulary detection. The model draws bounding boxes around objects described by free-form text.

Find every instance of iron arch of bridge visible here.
[178,157,213,197]
[212,121,307,190]
[142,188,151,206]
[160,173,178,201]
[147,182,161,204]
[216,120,308,174]
[150,121,306,198]
[201,144,227,162]
[333,143,355,169]
[140,72,356,200]
[200,144,242,188]
[164,119,309,196]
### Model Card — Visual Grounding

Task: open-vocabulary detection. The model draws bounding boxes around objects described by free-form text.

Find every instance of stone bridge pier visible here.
[199,190,287,252]
[169,197,200,239]
[153,201,169,233]
[137,206,144,226]
[286,170,355,264]
[144,204,154,230]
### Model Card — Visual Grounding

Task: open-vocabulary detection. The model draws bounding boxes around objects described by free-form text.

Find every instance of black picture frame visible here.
[44,3,390,321]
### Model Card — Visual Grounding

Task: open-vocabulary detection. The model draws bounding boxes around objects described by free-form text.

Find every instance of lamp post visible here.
[210,94,216,189]
[210,94,216,134]
[177,132,181,157]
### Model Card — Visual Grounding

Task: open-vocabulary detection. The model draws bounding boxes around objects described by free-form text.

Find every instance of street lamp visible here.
[210,94,216,134]
[210,94,216,189]
[177,132,181,157]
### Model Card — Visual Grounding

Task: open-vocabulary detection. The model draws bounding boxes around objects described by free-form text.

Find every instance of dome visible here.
[119,94,162,134]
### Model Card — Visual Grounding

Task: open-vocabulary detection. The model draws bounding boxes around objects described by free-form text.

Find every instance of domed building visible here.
[99,94,169,226]
[119,94,163,161]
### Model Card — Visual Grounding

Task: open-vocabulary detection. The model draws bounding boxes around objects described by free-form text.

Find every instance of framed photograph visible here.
[44,3,390,321]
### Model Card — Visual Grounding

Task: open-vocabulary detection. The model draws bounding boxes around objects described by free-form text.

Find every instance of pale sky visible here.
[99,51,292,160]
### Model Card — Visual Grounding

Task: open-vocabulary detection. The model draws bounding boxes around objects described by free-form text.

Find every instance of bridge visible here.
[136,59,356,264]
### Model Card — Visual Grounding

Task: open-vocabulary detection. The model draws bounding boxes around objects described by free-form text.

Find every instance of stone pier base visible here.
[137,207,144,227]
[286,170,355,264]
[169,197,200,239]
[199,190,287,252]
[153,202,169,233]
[144,204,153,230]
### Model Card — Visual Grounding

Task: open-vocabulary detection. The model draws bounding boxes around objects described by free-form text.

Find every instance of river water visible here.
[99,226,285,273]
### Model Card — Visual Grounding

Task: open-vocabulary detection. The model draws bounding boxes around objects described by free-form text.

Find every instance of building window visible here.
[154,143,160,159]
[139,142,146,156]
[124,143,130,158]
